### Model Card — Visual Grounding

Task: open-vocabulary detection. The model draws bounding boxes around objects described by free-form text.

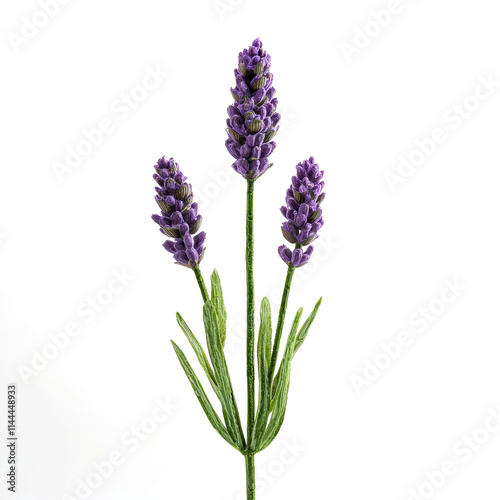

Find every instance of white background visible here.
[2,0,500,499]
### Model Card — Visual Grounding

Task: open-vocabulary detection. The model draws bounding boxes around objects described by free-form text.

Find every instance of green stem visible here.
[268,265,295,382]
[192,264,209,303]
[246,179,255,448]
[245,453,256,500]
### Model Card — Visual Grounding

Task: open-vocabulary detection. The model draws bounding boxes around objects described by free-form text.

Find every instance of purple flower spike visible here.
[226,38,281,180]
[278,157,325,267]
[151,157,206,269]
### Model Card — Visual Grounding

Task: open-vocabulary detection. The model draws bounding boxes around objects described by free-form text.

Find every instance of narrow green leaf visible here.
[262,298,272,368]
[210,269,227,348]
[271,297,322,399]
[203,300,245,449]
[294,297,322,354]
[269,307,305,410]
[176,312,220,398]
[251,297,272,450]
[170,341,240,451]
[258,308,302,452]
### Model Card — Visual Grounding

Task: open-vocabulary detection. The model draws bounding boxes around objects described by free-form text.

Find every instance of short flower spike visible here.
[151,157,206,268]
[278,156,325,267]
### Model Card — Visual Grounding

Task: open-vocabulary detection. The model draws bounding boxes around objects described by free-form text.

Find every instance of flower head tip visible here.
[226,38,281,180]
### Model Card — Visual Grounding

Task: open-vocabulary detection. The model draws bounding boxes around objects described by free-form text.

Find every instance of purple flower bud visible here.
[226,39,280,180]
[163,240,176,253]
[278,244,292,262]
[194,232,206,247]
[186,248,199,261]
[278,157,325,267]
[151,157,206,269]
[290,249,301,267]
[183,233,194,248]
[174,251,189,265]
[171,211,183,225]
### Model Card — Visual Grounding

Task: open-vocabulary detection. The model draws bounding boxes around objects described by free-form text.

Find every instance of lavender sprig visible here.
[226,38,281,180]
[152,40,325,500]
[268,156,325,390]
[151,156,206,269]
[151,158,245,449]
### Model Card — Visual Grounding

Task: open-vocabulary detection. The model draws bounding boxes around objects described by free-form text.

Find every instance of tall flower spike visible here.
[278,156,325,267]
[151,157,206,268]
[226,38,281,180]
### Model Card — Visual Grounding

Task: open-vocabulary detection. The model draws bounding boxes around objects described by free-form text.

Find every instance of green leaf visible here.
[176,312,220,398]
[210,269,227,348]
[251,297,272,450]
[257,308,302,452]
[262,298,272,367]
[271,297,322,399]
[294,297,322,354]
[170,341,240,451]
[203,300,245,449]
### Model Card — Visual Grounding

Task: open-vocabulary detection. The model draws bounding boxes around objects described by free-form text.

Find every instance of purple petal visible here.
[183,233,193,248]
[186,248,199,261]
[291,248,303,267]
[171,211,183,226]
[173,251,189,265]
[278,245,292,263]
[194,232,206,247]
[163,240,176,253]
[254,133,264,147]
